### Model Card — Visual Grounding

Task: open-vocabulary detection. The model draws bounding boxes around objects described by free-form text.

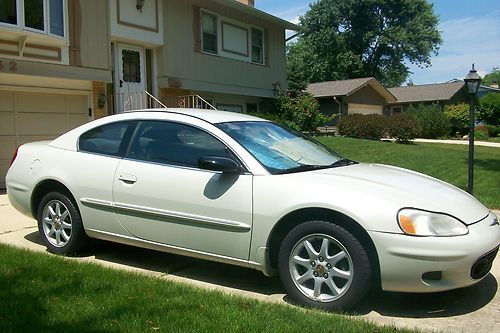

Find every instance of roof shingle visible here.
[306,78,373,97]
[388,81,465,104]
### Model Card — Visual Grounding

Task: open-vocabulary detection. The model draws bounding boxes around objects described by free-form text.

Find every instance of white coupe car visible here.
[6,109,499,311]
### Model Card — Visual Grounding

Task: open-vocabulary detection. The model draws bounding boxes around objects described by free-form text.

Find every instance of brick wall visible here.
[159,88,191,108]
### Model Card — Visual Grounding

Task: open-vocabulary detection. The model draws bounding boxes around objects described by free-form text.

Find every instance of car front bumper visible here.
[369,211,500,293]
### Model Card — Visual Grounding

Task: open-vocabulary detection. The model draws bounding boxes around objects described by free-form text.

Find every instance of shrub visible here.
[338,114,387,140]
[406,103,450,138]
[485,124,500,137]
[388,113,420,143]
[246,112,285,124]
[443,103,471,136]
[479,93,500,126]
[268,83,330,131]
[474,125,489,141]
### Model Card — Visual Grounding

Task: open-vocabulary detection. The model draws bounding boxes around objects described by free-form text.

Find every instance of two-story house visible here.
[0,0,299,188]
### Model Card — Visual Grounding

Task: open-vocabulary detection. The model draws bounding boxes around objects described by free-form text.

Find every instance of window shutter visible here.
[264,28,270,67]
[193,6,201,53]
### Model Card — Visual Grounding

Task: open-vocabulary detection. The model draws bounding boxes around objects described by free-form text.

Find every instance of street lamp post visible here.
[463,64,481,195]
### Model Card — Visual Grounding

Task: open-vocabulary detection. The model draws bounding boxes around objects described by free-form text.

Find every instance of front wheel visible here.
[278,221,372,311]
[37,191,87,255]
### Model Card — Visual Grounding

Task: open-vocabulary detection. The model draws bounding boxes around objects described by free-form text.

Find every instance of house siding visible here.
[346,85,386,107]
[79,0,111,71]
[158,0,287,98]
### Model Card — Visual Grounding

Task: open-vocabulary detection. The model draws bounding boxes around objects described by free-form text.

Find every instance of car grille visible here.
[470,246,499,280]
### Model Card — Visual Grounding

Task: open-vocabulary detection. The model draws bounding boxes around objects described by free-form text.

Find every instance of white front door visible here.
[115,44,147,112]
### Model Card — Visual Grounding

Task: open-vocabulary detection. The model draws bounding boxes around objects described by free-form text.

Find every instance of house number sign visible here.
[0,60,17,72]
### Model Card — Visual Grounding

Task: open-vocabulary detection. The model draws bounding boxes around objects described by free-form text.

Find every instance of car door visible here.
[75,120,137,234]
[112,120,253,260]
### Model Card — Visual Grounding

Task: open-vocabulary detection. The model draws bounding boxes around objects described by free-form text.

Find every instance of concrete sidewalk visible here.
[413,138,500,148]
[1,193,499,333]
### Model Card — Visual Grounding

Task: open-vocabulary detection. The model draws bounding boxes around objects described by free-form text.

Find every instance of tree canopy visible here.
[482,68,500,87]
[287,0,442,88]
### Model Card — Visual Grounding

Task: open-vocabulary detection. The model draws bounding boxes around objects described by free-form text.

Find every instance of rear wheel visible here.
[37,191,87,255]
[278,221,372,311]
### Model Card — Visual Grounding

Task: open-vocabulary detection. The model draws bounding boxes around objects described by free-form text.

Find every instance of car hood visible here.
[309,163,489,224]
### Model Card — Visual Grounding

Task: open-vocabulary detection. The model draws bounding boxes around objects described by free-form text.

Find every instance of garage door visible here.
[348,103,383,115]
[0,90,90,188]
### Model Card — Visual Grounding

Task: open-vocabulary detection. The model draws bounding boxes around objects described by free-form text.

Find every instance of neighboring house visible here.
[0,0,299,188]
[447,79,500,99]
[477,84,500,99]
[307,79,473,125]
[387,81,467,114]
[306,78,397,125]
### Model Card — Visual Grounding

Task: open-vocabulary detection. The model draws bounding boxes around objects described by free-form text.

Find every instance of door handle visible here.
[118,174,137,184]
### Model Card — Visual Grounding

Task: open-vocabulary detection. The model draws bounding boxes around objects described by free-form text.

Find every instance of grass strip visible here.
[0,244,418,333]
[316,137,500,208]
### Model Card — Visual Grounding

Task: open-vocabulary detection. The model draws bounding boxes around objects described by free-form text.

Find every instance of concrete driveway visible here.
[1,193,499,333]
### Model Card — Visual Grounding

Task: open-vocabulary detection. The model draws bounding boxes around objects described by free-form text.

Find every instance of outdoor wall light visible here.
[463,64,482,195]
[98,94,107,108]
[136,0,145,13]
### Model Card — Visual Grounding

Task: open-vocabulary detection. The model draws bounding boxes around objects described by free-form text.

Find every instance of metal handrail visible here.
[109,91,217,113]
[145,91,167,108]
[178,95,217,110]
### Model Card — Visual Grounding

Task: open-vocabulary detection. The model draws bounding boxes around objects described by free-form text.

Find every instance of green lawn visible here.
[489,137,500,143]
[0,244,417,333]
[315,137,500,209]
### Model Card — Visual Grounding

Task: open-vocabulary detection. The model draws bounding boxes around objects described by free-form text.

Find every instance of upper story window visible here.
[0,0,66,38]
[251,28,263,64]
[200,9,265,65]
[0,1,18,25]
[202,12,217,53]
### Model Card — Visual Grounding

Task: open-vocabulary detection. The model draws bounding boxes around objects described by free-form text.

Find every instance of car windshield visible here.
[217,121,355,174]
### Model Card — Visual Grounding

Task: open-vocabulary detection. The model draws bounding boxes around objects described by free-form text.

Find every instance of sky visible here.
[256,0,500,85]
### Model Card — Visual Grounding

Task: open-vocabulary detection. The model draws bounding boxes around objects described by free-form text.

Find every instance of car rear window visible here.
[79,121,135,157]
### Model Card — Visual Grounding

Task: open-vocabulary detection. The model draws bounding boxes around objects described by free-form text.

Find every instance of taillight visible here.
[10,146,19,167]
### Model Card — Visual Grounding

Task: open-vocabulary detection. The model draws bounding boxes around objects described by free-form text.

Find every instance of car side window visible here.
[79,121,134,157]
[127,121,235,168]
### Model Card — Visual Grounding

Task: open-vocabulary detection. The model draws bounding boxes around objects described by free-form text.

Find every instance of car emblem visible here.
[491,218,499,227]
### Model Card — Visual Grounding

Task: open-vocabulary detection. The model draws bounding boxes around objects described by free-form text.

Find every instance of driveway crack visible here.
[0,226,37,235]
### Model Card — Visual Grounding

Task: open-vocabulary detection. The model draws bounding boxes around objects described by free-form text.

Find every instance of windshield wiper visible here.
[275,159,358,175]
[330,158,358,167]
[275,164,331,175]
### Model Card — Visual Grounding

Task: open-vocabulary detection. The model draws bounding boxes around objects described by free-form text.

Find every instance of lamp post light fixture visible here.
[463,64,482,195]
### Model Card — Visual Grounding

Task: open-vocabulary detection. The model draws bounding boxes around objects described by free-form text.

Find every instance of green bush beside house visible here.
[406,103,450,139]
[250,83,330,132]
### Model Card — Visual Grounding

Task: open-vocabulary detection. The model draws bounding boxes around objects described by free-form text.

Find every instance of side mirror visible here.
[198,156,240,173]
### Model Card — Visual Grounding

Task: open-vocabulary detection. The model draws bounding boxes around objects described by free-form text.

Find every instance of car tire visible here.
[278,221,372,311]
[37,191,88,255]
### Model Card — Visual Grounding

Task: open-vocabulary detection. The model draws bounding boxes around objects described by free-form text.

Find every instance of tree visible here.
[479,93,500,126]
[482,68,500,87]
[287,0,442,87]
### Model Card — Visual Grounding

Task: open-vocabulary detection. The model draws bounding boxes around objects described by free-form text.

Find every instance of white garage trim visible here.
[348,103,383,115]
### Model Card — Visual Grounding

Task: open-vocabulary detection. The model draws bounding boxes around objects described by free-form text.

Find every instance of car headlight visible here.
[397,208,469,236]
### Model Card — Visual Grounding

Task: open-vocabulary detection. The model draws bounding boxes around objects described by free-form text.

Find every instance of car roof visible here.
[49,108,269,151]
[122,108,267,124]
